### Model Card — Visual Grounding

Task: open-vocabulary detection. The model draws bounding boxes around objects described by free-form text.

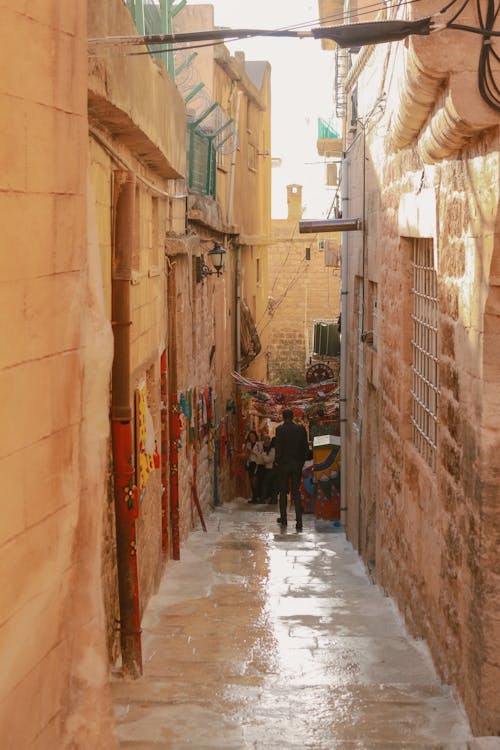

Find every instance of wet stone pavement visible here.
[112,500,474,749]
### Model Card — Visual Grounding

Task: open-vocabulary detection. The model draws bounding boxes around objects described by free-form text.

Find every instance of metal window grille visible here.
[411,238,439,469]
[356,277,364,421]
[368,280,378,348]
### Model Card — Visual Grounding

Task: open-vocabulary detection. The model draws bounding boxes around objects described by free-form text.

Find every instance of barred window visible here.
[411,238,439,469]
[355,276,364,422]
[367,280,378,348]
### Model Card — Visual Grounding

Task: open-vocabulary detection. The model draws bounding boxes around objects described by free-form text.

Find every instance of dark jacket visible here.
[275,421,309,466]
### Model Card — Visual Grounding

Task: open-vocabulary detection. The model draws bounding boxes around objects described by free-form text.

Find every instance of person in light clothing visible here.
[259,434,278,504]
[244,430,263,503]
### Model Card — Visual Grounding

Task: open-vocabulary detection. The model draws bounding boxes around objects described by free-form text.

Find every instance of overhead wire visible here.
[89,0,500,111]
[89,0,432,58]
[440,0,500,111]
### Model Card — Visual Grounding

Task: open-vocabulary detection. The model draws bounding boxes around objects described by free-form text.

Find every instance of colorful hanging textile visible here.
[231,371,339,422]
[188,388,195,444]
[135,381,156,500]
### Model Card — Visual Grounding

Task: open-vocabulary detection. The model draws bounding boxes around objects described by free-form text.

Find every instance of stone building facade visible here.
[0,1,271,746]
[90,0,271,677]
[266,184,341,384]
[0,2,118,747]
[320,0,500,734]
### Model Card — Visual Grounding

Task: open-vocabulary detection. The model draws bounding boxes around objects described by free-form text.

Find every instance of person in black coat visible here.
[274,408,309,531]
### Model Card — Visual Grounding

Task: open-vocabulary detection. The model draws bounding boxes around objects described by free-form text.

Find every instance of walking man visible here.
[274,408,309,531]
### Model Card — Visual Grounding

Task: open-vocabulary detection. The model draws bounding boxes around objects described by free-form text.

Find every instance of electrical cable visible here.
[89,0,431,57]
[91,39,230,57]
[89,0,500,111]
[445,0,472,24]
[443,0,500,111]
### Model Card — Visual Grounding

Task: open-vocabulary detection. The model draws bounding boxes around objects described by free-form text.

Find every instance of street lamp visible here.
[196,242,226,281]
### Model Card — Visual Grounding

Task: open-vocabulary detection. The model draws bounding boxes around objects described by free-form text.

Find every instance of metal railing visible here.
[317,118,340,140]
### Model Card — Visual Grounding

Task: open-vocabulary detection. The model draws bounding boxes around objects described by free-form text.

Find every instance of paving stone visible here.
[112,502,473,748]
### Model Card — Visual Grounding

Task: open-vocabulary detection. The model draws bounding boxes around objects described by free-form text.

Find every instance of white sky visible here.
[203,0,337,219]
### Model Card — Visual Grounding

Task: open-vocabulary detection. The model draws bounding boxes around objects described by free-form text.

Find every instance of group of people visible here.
[244,409,309,532]
[244,431,278,506]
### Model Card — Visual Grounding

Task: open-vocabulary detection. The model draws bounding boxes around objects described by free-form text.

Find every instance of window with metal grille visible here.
[356,276,363,422]
[411,238,439,469]
[367,281,378,348]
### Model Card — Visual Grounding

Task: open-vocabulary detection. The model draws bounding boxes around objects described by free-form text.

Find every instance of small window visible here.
[151,196,159,267]
[312,320,340,357]
[410,238,439,469]
[350,86,358,131]
[367,281,378,348]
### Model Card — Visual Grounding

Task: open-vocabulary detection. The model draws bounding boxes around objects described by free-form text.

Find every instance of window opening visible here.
[356,276,364,421]
[411,238,439,469]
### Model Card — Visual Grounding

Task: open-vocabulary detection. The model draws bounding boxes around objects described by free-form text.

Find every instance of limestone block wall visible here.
[0,2,117,748]
[266,225,340,384]
[343,53,500,730]
[88,0,185,180]
[170,246,237,540]
[89,132,169,653]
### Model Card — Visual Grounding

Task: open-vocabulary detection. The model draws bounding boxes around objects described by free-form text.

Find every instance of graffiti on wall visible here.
[135,380,157,502]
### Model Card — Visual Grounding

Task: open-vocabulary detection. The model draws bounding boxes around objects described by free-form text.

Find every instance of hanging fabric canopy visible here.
[232,372,339,422]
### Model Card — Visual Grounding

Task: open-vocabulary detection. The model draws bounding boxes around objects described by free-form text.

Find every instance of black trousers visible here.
[278,461,303,523]
[260,468,278,502]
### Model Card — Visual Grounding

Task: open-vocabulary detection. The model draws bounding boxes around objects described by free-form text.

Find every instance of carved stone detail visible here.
[392,47,446,150]
[417,91,481,163]
[392,43,498,163]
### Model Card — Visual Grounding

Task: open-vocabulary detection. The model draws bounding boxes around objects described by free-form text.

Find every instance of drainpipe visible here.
[111,170,142,678]
[340,157,350,531]
[167,266,181,560]
[228,91,242,375]
[227,90,242,228]
[160,350,169,554]
[235,245,242,373]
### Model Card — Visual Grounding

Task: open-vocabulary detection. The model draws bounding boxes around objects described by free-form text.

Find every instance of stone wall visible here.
[377,135,500,739]
[0,3,118,747]
[266,204,341,385]
[342,36,500,732]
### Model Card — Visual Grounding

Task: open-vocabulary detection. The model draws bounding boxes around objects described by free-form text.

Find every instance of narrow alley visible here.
[112,501,473,749]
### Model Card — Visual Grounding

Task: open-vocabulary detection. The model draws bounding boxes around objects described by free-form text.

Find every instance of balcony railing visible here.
[125,0,233,200]
[317,117,342,158]
[125,0,185,76]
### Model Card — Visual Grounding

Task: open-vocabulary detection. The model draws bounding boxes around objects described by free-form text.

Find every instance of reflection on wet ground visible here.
[112,501,473,749]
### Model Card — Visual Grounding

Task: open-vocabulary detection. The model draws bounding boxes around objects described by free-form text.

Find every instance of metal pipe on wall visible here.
[111,169,142,677]
[227,91,242,228]
[340,157,350,530]
[167,265,181,560]
[160,350,169,554]
[228,92,243,375]
[235,244,242,373]
[299,218,362,233]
